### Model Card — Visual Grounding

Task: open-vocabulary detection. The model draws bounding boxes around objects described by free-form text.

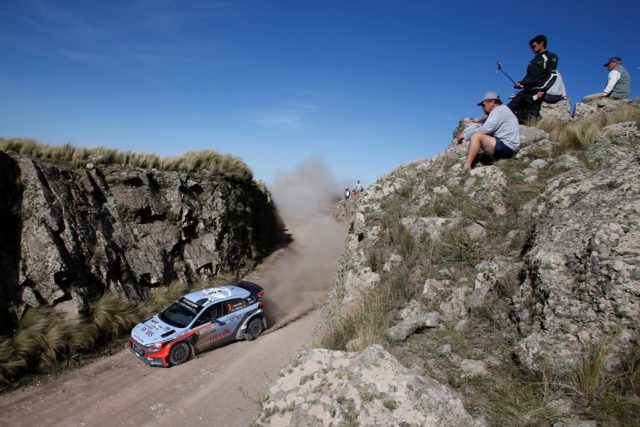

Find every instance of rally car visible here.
[129,281,266,367]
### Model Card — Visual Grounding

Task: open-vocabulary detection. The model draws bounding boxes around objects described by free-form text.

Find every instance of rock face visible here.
[514,126,640,372]
[254,345,484,427]
[0,152,281,331]
[263,102,640,425]
[573,98,636,119]
[0,153,22,330]
[541,99,572,121]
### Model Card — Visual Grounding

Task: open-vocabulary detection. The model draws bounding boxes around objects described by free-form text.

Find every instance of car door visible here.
[192,302,223,353]
[218,298,247,338]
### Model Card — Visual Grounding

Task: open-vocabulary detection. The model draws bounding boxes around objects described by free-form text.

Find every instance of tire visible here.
[168,342,191,366]
[245,318,263,341]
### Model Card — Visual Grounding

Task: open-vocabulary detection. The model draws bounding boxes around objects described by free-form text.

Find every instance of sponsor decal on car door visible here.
[219,298,249,338]
[193,303,224,352]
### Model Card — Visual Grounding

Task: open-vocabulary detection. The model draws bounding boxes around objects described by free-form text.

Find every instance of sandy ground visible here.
[0,216,346,427]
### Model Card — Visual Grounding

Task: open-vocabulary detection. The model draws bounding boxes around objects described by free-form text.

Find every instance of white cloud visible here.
[253,111,304,129]
[252,102,318,130]
[55,48,109,64]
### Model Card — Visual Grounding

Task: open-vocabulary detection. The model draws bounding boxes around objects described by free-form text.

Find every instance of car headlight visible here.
[147,342,163,352]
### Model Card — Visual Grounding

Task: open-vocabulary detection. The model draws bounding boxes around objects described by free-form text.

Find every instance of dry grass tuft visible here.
[537,104,640,154]
[471,365,561,426]
[90,291,138,338]
[65,317,98,355]
[566,339,640,423]
[0,139,253,182]
[317,261,414,351]
[569,339,613,404]
[38,313,73,368]
[0,339,27,384]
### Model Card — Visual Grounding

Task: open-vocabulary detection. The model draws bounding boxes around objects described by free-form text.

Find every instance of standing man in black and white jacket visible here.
[508,34,558,124]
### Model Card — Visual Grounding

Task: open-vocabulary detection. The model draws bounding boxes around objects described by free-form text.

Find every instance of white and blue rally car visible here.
[129,281,266,367]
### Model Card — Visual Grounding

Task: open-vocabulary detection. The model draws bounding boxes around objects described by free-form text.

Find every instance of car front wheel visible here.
[245,318,263,341]
[168,342,191,366]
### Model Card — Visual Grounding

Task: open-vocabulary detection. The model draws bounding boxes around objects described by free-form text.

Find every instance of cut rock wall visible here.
[0,152,281,331]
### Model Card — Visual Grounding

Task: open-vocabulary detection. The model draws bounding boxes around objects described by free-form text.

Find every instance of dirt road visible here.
[0,216,346,427]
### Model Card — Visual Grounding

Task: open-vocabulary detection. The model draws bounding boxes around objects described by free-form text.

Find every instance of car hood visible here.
[131,316,184,346]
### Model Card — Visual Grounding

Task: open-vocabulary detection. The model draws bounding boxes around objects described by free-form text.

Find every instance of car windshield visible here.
[159,299,201,328]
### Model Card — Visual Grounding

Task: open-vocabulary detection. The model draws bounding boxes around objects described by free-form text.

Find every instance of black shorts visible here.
[494,138,516,160]
[543,94,563,104]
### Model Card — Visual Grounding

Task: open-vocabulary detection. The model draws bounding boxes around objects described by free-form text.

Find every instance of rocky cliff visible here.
[256,99,640,426]
[0,149,282,333]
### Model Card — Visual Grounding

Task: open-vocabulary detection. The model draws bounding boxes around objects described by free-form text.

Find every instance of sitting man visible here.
[582,56,631,102]
[543,70,566,104]
[457,92,520,171]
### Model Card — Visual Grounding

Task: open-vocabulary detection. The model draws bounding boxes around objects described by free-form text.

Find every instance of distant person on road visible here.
[457,92,520,171]
[508,34,559,124]
[543,70,567,104]
[344,188,351,200]
[355,180,364,194]
[582,57,631,102]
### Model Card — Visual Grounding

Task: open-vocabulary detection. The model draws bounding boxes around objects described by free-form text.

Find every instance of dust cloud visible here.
[269,155,339,226]
[246,156,347,332]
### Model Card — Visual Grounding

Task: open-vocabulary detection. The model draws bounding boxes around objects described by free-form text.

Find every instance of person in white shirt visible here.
[582,57,631,102]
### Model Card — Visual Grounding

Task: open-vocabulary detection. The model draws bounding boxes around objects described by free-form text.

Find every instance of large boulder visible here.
[254,345,485,426]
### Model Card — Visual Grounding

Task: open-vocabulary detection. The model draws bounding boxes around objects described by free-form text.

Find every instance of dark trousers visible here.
[508,89,544,124]
[543,93,563,104]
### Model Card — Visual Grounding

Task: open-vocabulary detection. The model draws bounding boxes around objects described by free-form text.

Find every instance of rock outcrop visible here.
[258,102,640,424]
[541,99,572,121]
[573,97,635,119]
[513,125,640,372]
[385,312,440,341]
[0,152,281,331]
[254,345,485,426]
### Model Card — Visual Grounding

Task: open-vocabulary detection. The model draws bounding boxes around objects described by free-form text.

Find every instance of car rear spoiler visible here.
[237,280,264,298]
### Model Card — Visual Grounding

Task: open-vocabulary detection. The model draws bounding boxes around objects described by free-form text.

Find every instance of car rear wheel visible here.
[245,318,263,341]
[169,342,190,366]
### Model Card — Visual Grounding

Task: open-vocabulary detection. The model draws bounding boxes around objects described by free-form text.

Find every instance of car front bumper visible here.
[129,339,169,367]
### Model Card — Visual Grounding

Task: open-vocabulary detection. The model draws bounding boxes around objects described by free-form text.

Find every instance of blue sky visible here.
[1,0,639,187]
